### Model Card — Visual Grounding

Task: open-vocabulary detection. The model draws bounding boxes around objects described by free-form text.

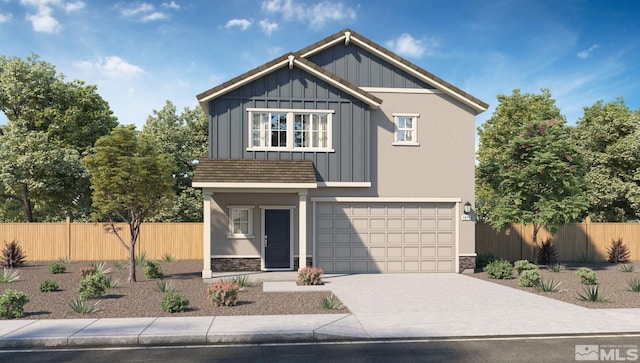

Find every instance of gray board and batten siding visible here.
[208,65,371,184]
[306,42,435,89]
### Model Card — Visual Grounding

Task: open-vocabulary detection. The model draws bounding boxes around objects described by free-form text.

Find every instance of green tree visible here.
[574,98,640,221]
[84,126,174,282]
[480,119,587,262]
[476,89,564,222]
[142,101,207,222]
[0,54,117,221]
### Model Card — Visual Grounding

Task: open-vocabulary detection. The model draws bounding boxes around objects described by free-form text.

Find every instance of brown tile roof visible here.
[193,158,317,184]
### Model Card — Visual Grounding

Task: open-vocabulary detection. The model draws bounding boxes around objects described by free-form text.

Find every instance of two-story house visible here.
[193,29,487,278]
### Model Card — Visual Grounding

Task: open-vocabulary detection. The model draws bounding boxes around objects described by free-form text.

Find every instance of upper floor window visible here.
[393,113,420,146]
[247,108,334,151]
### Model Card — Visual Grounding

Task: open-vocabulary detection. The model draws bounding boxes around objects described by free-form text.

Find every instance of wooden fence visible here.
[2,221,638,262]
[0,220,203,261]
[476,222,640,262]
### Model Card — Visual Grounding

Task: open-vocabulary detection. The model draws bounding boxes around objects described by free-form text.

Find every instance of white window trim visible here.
[246,108,335,152]
[392,113,420,146]
[227,205,255,239]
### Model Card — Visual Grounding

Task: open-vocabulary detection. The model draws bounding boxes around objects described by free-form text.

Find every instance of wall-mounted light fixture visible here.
[463,201,472,215]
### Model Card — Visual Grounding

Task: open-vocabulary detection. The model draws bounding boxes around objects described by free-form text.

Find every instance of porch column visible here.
[202,191,213,278]
[298,191,308,269]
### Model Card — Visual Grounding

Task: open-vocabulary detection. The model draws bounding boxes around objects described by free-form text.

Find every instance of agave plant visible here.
[535,279,561,292]
[607,238,630,264]
[578,286,607,302]
[2,240,27,268]
[321,294,344,310]
[537,239,558,265]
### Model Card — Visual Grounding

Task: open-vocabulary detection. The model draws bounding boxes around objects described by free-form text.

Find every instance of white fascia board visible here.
[310,197,462,203]
[193,182,317,189]
[198,59,290,104]
[293,59,381,108]
[317,182,372,187]
[349,37,487,113]
[361,87,441,94]
[300,36,347,58]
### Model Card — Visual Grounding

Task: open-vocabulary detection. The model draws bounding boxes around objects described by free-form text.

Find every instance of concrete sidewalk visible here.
[2,273,640,348]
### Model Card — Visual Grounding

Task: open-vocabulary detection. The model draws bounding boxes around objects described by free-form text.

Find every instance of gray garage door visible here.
[315,202,455,273]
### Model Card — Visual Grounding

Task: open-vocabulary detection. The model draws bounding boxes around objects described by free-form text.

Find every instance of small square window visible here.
[393,113,420,146]
[228,206,254,238]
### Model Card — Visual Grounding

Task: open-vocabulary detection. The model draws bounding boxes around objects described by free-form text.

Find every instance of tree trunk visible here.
[532,223,540,264]
[127,219,142,283]
[22,184,33,222]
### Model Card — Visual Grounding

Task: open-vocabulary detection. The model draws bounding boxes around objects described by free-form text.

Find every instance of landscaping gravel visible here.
[0,260,347,319]
[471,261,640,309]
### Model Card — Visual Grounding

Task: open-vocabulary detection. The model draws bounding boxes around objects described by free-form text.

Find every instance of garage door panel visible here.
[316,202,456,273]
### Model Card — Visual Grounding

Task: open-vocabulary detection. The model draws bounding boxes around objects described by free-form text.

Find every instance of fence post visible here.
[66,217,71,259]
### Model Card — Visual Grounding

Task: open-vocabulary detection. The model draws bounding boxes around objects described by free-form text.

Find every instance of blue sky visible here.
[1,0,639,134]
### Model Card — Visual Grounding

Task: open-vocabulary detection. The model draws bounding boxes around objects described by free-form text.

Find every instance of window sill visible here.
[226,235,255,240]
[392,142,420,146]
[246,147,335,152]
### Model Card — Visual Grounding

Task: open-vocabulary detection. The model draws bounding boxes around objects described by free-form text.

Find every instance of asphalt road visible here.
[1,335,639,363]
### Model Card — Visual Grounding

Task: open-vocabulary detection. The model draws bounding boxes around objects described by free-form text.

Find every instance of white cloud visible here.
[577,44,599,59]
[385,33,430,58]
[25,7,60,33]
[118,2,171,22]
[262,0,355,28]
[65,1,85,12]
[162,1,180,9]
[0,12,12,24]
[259,18,277,35]
[73,56,145,78]
[225,18,252,31]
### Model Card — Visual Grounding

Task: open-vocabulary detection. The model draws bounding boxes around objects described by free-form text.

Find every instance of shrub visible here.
[629,278,640,292]
[518,268,542,287]
[207,280,241,307]
[576,251,595,263]
[114,260,128,270]
[78,266,96,277]
[78,273,107,299]
[91,261,112,275]
[621,264,635,273]
[49,262,66,274]
[161,253,177,262]
[321,294,344,310]
[536,279,562,292]
[226,275,253,290]
[0,289,30,319]
[548,263,564,272]
[577,267,597,285]
[144,261,164,279]
[161,293,190,313]
[0,268,20,283]
[483,259,513,279]
[578,286,607,302]
[607,238,630,264]
[537,239,558,265]
[514,260,537,274]
[1,240,27,268]
[476,252,497,269]
[38,279,59,292]
[104,277,120,289]
[298,267,324,285]
[70,298,100,315]
[134,252,148,266]
[156,280,176,293]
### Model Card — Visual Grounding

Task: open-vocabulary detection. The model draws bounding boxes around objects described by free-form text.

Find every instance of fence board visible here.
[0,221,203,261]
[476,222,640,262]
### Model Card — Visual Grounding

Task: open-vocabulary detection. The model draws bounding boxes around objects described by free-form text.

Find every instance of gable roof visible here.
[192,158,318,189]
[297,29,488,114]
[196,53,382,112]
[197,29,487,115]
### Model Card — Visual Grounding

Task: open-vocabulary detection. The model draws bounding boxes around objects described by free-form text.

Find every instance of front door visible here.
[264,209,291,269]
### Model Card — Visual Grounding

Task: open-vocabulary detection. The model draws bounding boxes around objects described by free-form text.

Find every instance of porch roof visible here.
[192,158,318,189]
